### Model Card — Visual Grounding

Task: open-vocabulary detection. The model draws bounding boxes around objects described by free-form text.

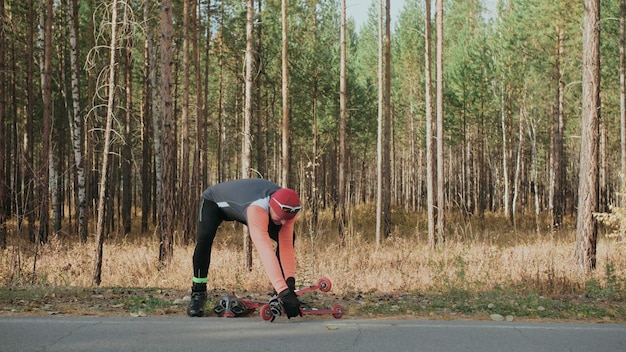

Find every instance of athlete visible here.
[187,178,302,318]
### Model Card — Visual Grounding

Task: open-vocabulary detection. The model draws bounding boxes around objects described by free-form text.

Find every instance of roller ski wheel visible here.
[296,277,333,296]
[260,304,274,321]
[332,304,344,319]
[317,277,332,293]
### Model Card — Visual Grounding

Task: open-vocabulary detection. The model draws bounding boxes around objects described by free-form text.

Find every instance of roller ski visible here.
[213,277,344,321]
[259,277,344,322]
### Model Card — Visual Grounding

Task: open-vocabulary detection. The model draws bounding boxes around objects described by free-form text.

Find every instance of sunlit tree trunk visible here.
[575,0,600,273]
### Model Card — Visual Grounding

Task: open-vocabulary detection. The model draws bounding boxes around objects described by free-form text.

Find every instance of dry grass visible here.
[2,209,625,298]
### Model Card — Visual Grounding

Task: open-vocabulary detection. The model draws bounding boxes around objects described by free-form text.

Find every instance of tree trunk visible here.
[159,0,175,265]
[501,87,510,219]
[621,0,626,206]
[599,122,607,212]
[301,0,319,235]
[122,31,133,235]
[181,0,191,241]
[281,0,290,187]
[93,0,119,286]
[338,0,347,242]
[552,27,565,229]
[0,0,6,249]
[38,0,53,244]
[383,0,392,239]
[217,2,225,182]
[67,0,88,242]
[141,1,153,233]
[528,118,540,233]
[255,0,265,179]
[425,0,436,249]
[478,109,486,218]
[243,0,255,270]
[575,0,600,273]
[191,0,206,241]
[50,51,60,236]
[25,0,36,243]
[436,0,445,243]
[202,1,211,187]
[376,0,384,249]
[511,104,525,228]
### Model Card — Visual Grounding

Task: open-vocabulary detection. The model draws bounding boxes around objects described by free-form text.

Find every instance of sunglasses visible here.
[272,197,301,213]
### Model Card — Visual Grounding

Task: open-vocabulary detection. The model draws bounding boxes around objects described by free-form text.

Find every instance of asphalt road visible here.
[1,316,625,352]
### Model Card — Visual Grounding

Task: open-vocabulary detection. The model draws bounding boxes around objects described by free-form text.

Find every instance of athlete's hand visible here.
[278,289,302,319]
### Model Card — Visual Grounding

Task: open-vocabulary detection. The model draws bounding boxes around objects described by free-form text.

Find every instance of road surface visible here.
[1,316,625,352]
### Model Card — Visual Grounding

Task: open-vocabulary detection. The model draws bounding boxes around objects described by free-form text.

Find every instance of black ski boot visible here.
[187,284,207,317]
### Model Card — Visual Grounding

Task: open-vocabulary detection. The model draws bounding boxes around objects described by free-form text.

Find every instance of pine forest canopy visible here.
[0,0,619,265]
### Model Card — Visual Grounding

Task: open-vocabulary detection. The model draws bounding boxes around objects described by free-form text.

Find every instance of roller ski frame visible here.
[213,277,344,321]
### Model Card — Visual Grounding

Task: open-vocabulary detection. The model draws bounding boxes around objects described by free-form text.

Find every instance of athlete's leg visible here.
[192,199,223,284]
[188,199,222,317]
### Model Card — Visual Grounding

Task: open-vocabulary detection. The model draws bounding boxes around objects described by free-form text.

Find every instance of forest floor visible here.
[2,212,625,323]
[1,285,625,323]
